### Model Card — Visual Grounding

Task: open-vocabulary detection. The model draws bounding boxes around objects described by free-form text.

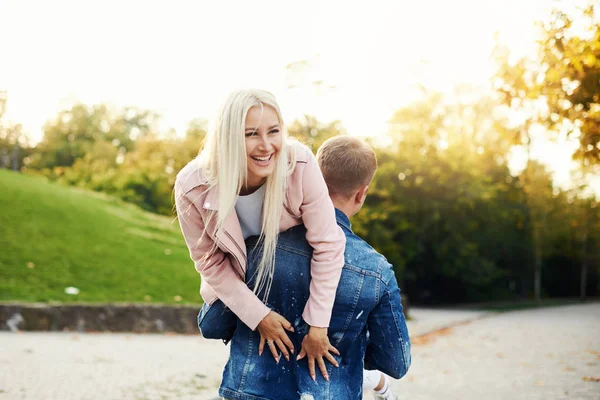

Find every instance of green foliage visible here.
[352,87,598,304]
[492,1,600,302]
[27,108,206,216]
[288,115,346,151]
[0,93,31,172]
[0,169,201,304]
[494,2,600,164]
[29,103,157,170]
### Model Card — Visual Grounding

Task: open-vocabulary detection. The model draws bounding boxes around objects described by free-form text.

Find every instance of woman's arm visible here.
[298,149,346,328]
[175,186,270,330]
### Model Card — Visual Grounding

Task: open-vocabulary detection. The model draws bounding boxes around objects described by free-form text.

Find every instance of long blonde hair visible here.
[199,89,295,301]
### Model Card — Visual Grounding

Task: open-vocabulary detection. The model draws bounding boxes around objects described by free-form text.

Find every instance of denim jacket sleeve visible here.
[364,259,411,379]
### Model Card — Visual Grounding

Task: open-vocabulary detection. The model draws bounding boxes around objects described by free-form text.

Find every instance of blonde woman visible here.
[175,89,345,379]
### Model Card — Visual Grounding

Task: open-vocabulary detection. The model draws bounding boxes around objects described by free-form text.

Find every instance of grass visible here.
[0,169,202,305]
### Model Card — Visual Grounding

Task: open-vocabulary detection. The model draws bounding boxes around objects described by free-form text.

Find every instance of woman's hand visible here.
[297,326,340,381]
[257,311,295,362]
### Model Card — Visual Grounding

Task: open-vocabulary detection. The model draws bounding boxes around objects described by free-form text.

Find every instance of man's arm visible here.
[364,260,411,379]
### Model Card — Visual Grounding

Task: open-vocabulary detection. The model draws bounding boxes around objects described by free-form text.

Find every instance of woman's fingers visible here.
[267,339,279,361]
[280,317,295,332]
[307,357,316,381]
[317,357,329,381]
[258,335,266,356]
[279,331,295,354]
[324,351,339,368]
[275,338,289,362]
[296,347,306,361]
[329,345,340,356]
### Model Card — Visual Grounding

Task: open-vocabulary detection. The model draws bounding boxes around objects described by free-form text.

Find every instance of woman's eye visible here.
[245,131,257,137]
[269,129,280,135]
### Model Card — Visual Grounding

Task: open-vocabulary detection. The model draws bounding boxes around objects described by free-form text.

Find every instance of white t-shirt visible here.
[235,184,266,239]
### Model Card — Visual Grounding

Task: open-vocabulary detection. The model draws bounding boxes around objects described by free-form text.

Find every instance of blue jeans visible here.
[198,299,237,344]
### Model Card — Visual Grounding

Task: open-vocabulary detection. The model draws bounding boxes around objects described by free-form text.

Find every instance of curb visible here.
[0,296,410,335]
[0,302,201,334]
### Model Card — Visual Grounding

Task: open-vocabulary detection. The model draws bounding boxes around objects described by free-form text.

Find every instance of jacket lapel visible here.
[202,185,248,276]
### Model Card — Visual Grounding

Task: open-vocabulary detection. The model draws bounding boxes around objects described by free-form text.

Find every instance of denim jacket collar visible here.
[335,208,351,231]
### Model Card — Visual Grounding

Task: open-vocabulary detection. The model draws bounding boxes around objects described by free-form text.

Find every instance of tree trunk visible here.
[11,142,19,171]
[533,225,543,304]
[580,223,589,302]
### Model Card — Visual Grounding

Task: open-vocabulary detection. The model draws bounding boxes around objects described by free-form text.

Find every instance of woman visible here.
[175,89,344,376]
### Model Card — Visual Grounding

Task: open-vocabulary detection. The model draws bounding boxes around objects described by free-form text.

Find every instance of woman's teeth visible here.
[252,155,271,162]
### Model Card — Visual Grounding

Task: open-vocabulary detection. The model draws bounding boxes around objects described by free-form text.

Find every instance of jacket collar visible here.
[335,208,352,231]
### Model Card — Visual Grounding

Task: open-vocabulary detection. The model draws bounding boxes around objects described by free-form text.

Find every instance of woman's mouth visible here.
[250,154,274,166]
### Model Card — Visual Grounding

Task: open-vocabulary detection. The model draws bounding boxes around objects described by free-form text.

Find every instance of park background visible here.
[1,0,599,311]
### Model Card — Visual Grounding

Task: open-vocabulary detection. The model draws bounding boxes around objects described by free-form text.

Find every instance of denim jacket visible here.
[200,209,411,400]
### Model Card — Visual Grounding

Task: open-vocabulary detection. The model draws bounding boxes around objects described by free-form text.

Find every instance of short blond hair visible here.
[317,136,377,198]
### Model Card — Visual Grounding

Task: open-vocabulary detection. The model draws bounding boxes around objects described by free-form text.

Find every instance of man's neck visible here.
[330,197,355,218]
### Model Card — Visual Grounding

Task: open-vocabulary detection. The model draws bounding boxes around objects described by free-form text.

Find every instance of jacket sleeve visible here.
[364,260,411,379]
[175,184,271,331]
[299,150,346,328]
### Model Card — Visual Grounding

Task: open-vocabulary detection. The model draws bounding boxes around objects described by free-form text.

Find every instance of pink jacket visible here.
[174,142,346,330]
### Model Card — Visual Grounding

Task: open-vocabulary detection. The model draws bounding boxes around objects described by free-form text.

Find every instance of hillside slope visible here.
[0,169,202,304]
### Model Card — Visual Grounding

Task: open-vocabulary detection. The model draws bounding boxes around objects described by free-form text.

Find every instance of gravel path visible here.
[392,302,600,400]
[0,304,598,399]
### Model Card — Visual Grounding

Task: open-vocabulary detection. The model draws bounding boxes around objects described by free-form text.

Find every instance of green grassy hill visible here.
[0,169,202,305]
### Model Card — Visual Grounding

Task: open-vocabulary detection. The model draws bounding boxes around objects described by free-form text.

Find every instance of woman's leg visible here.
[197,299,237,343]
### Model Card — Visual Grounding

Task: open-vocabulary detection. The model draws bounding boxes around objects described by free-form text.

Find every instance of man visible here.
[207,136,411,400]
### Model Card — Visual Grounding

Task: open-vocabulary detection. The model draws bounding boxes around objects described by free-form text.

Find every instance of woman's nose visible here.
[259,135,272,150]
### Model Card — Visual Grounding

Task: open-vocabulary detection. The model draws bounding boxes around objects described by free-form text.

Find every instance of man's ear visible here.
[354,185,369,205]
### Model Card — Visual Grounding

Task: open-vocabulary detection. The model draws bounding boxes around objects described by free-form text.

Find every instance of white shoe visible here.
[372,387,397,400]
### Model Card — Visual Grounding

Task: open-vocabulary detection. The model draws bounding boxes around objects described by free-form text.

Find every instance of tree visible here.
[493,1,600,301]
[353,89,529,303]
[0,92,30,172]
[29,103,158,171]
[494,2,599,165]
[539,4,600,164]
[287,116,346,152]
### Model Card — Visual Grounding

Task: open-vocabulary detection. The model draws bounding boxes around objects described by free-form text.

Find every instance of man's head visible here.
[317,136,377,217]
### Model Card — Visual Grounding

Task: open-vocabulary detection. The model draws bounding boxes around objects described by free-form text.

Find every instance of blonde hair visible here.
[317,136,377,198]
[199,89,295,301]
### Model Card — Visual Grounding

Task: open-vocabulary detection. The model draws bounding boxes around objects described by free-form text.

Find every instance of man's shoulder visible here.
[343,232,389,275]
[276,224,390,278]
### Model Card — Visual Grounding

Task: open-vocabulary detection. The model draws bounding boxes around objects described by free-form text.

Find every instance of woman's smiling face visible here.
[243,104,282,192]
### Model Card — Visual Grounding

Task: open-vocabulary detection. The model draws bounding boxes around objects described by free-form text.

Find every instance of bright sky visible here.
[1,0,595,192]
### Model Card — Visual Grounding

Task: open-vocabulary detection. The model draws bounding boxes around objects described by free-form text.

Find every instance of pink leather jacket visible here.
[174,142,345,330]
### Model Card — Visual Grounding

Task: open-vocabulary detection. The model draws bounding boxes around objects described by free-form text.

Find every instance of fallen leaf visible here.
[564,367,576,372]
[411,327,453,346]
[535,381,545,386]
[27,262,35,269]
[582,376,600,382]
[497,353,505,358]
